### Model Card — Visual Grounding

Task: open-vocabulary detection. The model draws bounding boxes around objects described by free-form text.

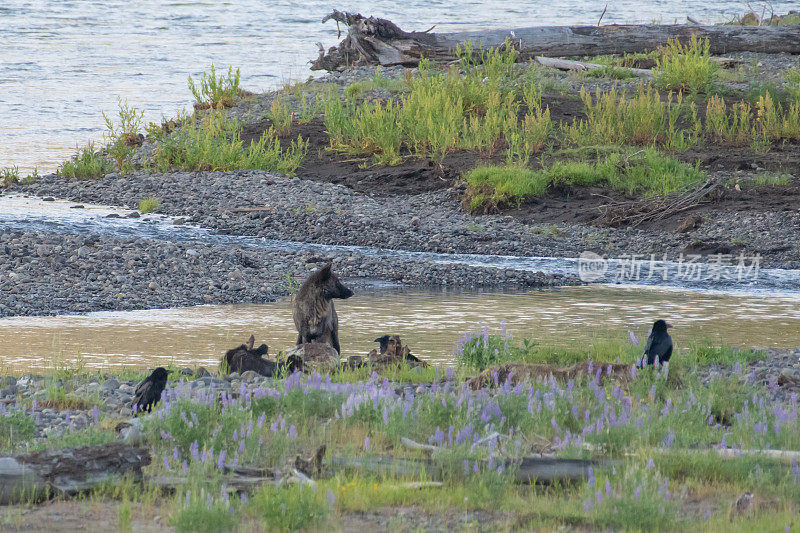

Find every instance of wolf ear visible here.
[318,261,332,278]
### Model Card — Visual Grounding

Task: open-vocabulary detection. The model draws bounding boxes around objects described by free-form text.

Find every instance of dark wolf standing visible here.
[133,367,172,413]
[292,262,353,354]
[639,319,673,367]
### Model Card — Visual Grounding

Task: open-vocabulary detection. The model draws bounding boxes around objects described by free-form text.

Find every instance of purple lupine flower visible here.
[646,458,654,469]
[596,490,603,503]
[173,447,180,461]
[634,487,641,499]
[288,425,298,439]
[239,440,245,454]
[217,450,226,470]
[162,455,171,470]
[364,437,370,451]
[629,331,639,346]
[326,489,336,508]
[182,460,188,474]
[587,466,595,487]
[604,479,612,497]
[92,406,99,423]
[583,499,594,512]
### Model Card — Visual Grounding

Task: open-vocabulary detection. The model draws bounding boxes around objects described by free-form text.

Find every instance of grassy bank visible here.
[2,329,797,531]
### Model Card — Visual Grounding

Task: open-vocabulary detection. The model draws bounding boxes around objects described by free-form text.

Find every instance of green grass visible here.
[150,110,308,174]
[464,148,704,212]
[1,166,20,188]
[654,35,719,94]
[103,98,144,173]
[584,65,638,80]
[188,64,241,109]
[0,410,36,451]
[58,142,112,180]
[2,330,798,531]
[138,196,160,213]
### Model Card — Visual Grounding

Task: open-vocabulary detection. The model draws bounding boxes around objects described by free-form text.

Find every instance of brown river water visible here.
[1,286,799,373]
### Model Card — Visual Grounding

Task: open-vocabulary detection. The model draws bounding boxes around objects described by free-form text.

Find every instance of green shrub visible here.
[138,196,160,213]
[151,110,307,174]
[248,484,329,531]
[169,488,239,532]
[0,410,36,450]
[654,35,719,94]
[58,142,112,179]
[103,98,144,173]
[785,67,800,104]
[465,149,705,212]
[1,166,20,188]
[188,65,241,109]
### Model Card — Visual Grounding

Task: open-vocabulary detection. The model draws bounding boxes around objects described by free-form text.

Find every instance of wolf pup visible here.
[292,262,353,354]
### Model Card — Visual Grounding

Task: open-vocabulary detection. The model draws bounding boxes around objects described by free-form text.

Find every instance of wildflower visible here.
[326,489,336,508]
[634,487,641,500]
[92,405,99,423]
[182,460,188,474]
[604,479,612,497]
[364,437,370,451]
[162,455,171,470]
[217,450,226,470]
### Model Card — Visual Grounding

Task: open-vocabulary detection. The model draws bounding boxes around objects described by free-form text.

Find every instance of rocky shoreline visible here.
[0,224,569,318]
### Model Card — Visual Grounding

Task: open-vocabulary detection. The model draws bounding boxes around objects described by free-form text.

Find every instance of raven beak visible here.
[166,370,175,374]
[666,323,673,329]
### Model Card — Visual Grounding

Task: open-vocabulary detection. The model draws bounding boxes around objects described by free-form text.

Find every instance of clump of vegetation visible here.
[138,196,160,213]
[784,67,800,104]
[58,142,113,180]
[248,484,329,531]
[188,64,241,110]
[0,410,36,451]
[1,166,20,188]
[464,149,704,213]
[654,35,719,94]
[103,98,144,173]
[564,84,701,151]
[150,110,307,174]
[267,98,293,136]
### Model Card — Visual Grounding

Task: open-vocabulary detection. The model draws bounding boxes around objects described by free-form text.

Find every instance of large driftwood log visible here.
[311,11,800,71]
[0,443,151,504]
[330,455,609,483]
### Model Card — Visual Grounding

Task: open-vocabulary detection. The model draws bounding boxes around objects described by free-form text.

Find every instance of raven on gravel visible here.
[639,320,673,367]
[133,367,172,414]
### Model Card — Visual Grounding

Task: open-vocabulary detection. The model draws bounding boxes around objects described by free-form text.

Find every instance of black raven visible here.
[133,367,172,414]
[639,320,673,367]
[224,335,303,377]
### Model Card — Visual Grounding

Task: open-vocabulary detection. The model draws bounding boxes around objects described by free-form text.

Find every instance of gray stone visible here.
[101,378,120,391]
[0,376,16,387]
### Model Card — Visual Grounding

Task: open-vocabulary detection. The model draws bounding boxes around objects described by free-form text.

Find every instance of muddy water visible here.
[1,286,799,373]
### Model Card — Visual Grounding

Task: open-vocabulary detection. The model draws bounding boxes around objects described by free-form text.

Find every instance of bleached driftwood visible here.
[311,11,800,71]
[533,56,653,77]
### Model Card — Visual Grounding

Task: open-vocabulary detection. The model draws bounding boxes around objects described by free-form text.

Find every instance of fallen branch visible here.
[594,178,719,227]
[534,56,653,78]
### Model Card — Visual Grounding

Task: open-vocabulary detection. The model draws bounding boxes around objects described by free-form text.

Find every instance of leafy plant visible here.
[138,196,160,213]
[1,166,20,188]
[188,65,241,109]
[58,142,112,180]
[654,35,719,94]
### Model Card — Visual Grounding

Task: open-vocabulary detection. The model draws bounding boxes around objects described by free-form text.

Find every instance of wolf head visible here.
[310,262,354,300]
